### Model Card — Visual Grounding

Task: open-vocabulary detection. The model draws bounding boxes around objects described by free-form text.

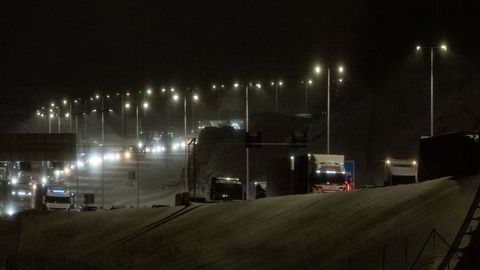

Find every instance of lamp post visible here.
[416,43,447,137]
[212,84,225,121]
[270,80,283,113]
[302,79,313,113]
[234,82,261,200]
[314,64,344,154]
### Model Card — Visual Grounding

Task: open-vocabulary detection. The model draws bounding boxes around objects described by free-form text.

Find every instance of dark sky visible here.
[1,0,479,114]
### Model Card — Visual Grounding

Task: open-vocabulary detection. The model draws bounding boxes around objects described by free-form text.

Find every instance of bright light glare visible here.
[308,80,313,85]
[143,102,149,109]
[172,94,179,101]
[193,94,199,101]
[386,159,391,165]
[338,66,344,73]
[170,88,175,92]
[88,154,102,166]
[65,113,70,118]
[255,83,262,89]
[212,84,217,89]
[11,177,18,185]
[412,160,417,165]
[76,160,84,168]
[147,89,152,95]
[41,176,47,185]
[161,88,166,92]
[7,207,14,216]
[138,142,143,148]
[63,99,67,105]
[95,95,100,99]
[440,44,447,51]
[279,81,283,86]
[314,65,321,74]
[233,83,239,88]
[64,167,71,175]
[124,151,131,159]
[416,45,421,51]
[125,102,130,109]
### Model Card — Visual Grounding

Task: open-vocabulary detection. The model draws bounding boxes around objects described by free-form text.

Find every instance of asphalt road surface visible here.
[64,150,186,208]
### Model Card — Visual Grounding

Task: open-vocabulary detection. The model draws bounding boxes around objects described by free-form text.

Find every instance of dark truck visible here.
[418,131,480,181]
[188,176,243,202]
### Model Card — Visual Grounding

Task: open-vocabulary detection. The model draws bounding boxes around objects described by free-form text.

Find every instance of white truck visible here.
[44,185,74,211]
[311,154,352,192]
[384,158,417,186]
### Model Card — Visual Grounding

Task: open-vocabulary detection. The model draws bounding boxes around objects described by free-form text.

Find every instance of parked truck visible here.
[418,131,480,181]
[384,158,417,186]
[310,154,352,192]
[189,176,243,202]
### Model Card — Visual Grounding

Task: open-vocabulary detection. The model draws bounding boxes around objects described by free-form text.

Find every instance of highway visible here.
[64,150,186,208]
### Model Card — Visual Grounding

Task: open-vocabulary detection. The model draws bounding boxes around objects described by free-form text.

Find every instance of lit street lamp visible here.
[270,80,283,113]
[302,79,313,113]
[234,82,261,200]
[416,43,447,137]
[314,64,344,154]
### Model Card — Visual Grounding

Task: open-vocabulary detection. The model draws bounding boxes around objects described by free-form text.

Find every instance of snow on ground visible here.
[5,176,480,270]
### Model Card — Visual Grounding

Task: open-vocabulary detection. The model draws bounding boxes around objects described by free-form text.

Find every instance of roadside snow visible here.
[13,176,480,270]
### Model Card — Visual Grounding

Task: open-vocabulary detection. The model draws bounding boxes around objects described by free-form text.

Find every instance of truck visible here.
[418,131,480,181]
[189,176,243,202]
[310,154,352,192]
[44,185,74,211]
[384,158,417,186]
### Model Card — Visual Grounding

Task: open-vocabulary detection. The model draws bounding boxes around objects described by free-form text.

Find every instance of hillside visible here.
[2,176,479,269]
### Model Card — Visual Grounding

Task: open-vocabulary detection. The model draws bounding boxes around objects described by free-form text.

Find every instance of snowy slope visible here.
[11,176,480,270]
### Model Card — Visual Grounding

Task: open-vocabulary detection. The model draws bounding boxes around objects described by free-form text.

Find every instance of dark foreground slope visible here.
[3,176,479,270]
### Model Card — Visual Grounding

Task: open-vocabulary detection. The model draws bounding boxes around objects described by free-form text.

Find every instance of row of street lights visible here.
[34,43,447,201]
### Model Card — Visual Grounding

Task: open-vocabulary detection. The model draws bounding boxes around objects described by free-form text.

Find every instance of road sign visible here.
[344,160,355,189]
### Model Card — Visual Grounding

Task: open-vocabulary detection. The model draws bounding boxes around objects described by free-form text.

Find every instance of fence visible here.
[317,229,458,270]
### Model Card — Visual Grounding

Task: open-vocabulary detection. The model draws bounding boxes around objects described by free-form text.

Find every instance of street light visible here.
[271,80,283,113]
[314,64,345,154]
[234,82,261,200]
[416,43,448,136]
[302,79,313,113]
[146,88,152,95]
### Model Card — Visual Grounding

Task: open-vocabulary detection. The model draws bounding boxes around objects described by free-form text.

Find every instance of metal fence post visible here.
[382,244,386,270]
[432,229,436,265]
[405,237,408,270]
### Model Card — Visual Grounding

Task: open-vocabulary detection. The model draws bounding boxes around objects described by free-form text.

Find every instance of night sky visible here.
[1,0,479,126]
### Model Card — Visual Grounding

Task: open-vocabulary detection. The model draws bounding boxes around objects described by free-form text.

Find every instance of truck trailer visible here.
[418,131,480,181]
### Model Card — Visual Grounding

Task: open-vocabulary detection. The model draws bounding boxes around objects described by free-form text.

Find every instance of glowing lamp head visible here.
[233,83,239,88]
[416,45,421,51]
[278,81,283,86]
[63,99,67,105]
[193,94,199,101]
[440,44,447,51]
[307,79,313,85]
[125,103,130,109]
[338,66,344,73]
[143,102,149,109]
[172,94,179,101]
[314,65,321,74]
[255,83,262,89]
[146,89,152,95]
[386,159,391,165]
